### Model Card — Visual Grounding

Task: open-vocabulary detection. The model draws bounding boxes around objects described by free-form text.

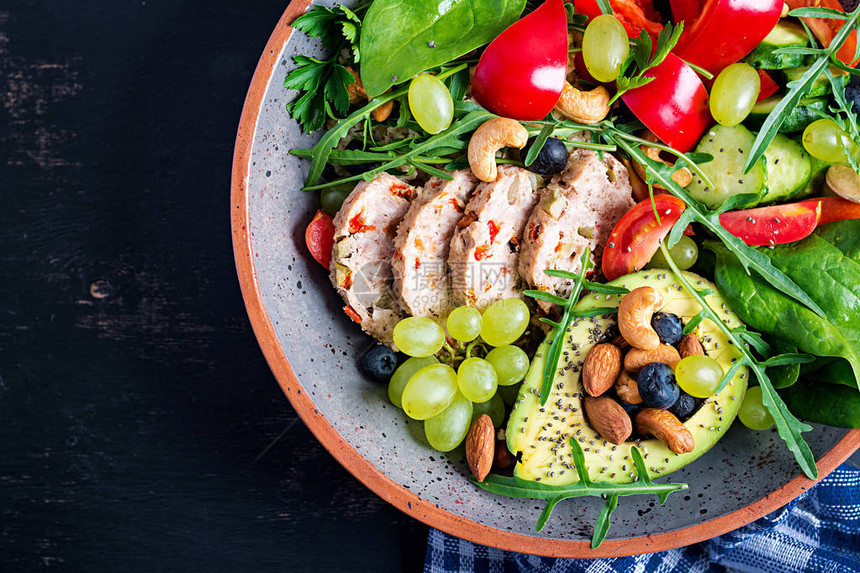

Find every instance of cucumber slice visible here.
[760,134,811,204]
[743,21,809,69]
[783,66,848,98]
[686,125,767,209]
[745,96,829,133]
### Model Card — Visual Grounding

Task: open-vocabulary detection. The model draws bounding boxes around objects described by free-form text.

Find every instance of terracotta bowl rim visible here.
[230,0,860,558]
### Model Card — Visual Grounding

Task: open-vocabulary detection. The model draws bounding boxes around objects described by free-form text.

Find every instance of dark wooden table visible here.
[0,2,429,570]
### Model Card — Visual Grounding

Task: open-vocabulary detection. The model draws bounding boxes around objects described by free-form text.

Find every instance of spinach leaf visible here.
[781,380,860,429]
[768,339,801,389]
[712,236,860,391]
[814,220,860,261]
[359,0,526,97]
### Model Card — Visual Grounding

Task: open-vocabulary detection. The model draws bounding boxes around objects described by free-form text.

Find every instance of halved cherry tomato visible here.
[812,197,860,226]
[602,195,687,280]
[472,0,568,120]
[675,0,783,74]
[757,69,780,102]
[621,54,711,153]
[574,0,663,39]
[719,201,821,246]
[306,209,335,268]
[787,0,859,67]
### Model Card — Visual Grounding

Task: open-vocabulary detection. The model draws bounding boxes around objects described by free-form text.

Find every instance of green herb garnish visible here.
[743,4,860,173]
[284,4,367,133]
[473,438,687,548]
[523,250,628,406]
[611,23,685,104]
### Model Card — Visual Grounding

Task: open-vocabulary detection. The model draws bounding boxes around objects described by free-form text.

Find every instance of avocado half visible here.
[507,270,748,485]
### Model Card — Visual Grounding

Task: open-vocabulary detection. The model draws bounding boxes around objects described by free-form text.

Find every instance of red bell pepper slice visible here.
[670,0,702,25]
[675,0,783,74]
[602,195,687,280]
[472,0,568,120]
[757,69,780,101]
[621,53,711,153]
[306,209,335,268]
[719,201,822,246]
[786,0,859,68]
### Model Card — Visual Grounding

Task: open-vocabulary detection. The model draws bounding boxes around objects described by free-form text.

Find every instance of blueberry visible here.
[651,312,684,345]
[637,363,680,409]
[846,85,860,111]
[617,399,640,419]
[522,137,568,176]
[359,344,398,383]
[670,391,697,421]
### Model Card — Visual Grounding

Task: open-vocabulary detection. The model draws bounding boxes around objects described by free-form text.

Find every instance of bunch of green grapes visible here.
[388,298,532,452]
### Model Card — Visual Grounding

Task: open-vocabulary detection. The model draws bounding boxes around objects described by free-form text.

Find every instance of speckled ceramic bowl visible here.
[232,0,860,557]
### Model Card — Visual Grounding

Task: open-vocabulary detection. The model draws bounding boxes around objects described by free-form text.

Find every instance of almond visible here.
[466,415,495,482]
[678,334,705,358]
[624,344,682,372]
[582,343,622,397]
[635,408,695,454]
[583,396,632,445]
[614,370,642,404]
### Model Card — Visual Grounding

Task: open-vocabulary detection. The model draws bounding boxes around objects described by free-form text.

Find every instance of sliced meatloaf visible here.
[330,172,416,344]
[448,165,542,309]
[392,170,479,320]
[519,149,634,312]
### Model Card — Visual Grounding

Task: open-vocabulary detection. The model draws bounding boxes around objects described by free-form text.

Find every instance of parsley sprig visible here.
[610,23,685,104]
[743,4,860,172]
[473,438,687,548]
[284,4,367,133]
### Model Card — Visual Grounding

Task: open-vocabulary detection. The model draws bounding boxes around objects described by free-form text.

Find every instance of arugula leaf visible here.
[744,5,860,172]
[472,439,687,547]
[611,23,684,104]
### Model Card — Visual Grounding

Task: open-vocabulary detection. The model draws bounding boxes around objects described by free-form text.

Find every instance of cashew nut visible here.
[826,164,860,202]
[614,370,642,404]
[635,408,694,454]
[617,286,664,351]
[624,344,682,372]
[633,131,693,189]
[467,117,529,182]
[554,81,610,124]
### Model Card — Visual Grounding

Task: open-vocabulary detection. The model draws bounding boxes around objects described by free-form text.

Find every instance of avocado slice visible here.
[507,270,748,485]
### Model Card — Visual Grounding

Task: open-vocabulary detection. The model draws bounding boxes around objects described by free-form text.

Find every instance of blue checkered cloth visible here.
[425,463,860,573]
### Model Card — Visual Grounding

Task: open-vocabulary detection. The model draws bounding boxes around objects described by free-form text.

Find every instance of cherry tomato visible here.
[787,0,859,67]
[602,195,687,280]
[305,209,335,268]
[621,54,711,153]
[472,0,568,120]
[756,69,780,102]
[718,201,821,246]
[675,0,783,74]
[574,0,663,40]
[812,197,860,226]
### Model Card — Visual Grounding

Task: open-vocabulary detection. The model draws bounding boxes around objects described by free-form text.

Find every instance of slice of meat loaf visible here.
[392,170,479,320]
[519,149,634,312]
[330,173,416,344]
[448,165,541,309]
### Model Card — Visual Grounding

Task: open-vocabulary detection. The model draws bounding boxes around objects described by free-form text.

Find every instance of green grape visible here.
[447,306,482,343]
[402,364,458,420]
[480,298,530,347]
[457,357,498,403]
[472,393,505,427]
[709,63,760,126]
[582,14,629,83]
[425,391,473,452]
[320,184,352,215]
[389,356,438,408]
[393,316,445,357]
[647,236,698,270]
[497,382,522,406]
[803,119,858,164]
[408,74,454,135]
[485,345,529,386]
[739,386,775,431]
[675,355,723,398]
